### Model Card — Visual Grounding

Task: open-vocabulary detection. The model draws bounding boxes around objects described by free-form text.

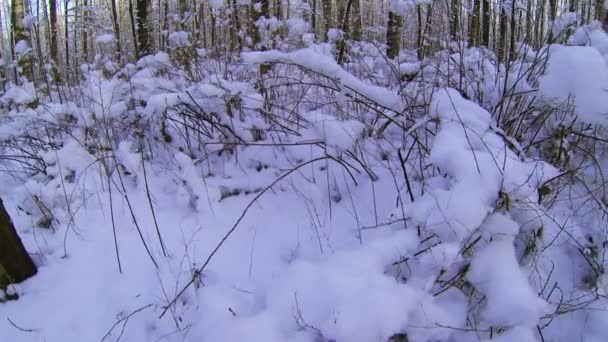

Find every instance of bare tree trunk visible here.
[179,0,187,29]
[160,0,168,51]
[539,0,547,47]
[136,0,152,56]
[451,0,461,41]
[0,5,6,91]
[498,1,507,62]
[110,0,122,57]
[548,0,558,42]
[337,0,347,33]
[198,2,207,47]
[423,3,434,55]
[595,0,605,20]
[469,0,480,46]
[322,0,333,42]
[351,0,362,41]
[482,0,491,47]
[386,10,403,60]
[598,0,608,30]
[0,198,37,293]
[81,0,89,63]
[275,0,282,18]
[509,0,518,61]
[311,0,317,39]
[336,0,354,63]
[11,0,32,81]
[230,0,241,51]
[525,0,533,44]
[418,5,424,58]
[129,0,139,58]
[49,0,59,76]
[64,0,69,76]
[33,0,45,87]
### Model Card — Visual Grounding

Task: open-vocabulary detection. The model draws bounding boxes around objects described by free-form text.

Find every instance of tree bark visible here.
[469,0,480,46]
[595,0,605,20]
[386,10,403,60]
[110,0,122,58]
[81,0,89,63]
[482,0,491,47]
[49,0,59,70]
[351,0,362,41]
[509,0,518,61]
[64,0,69,74]
[336,0,354,63]
[275,0,282,18]
[11,0,32,81]
[525,0,533,44]
[129,0,140,59]
[498,1,507,62]
[322,0,333,42]
[451,0,461,41]
[0,198,37,290]
[136,0,152,56]
[548,0,558,42]
[537,0,546,47]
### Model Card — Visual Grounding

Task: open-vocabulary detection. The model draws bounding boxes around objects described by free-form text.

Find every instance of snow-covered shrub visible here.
[2,18,608,342]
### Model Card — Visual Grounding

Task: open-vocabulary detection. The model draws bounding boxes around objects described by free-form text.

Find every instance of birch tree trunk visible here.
[11,0,32,81]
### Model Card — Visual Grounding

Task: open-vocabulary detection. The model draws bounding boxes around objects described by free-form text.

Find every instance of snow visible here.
[24,15,37,30]
[552,12,578,38]
[308,111,366,154]
[539,45,608,125]
[399,61,421,76]
[243,48,405,113]
[287,17,309,37]
[470,237,549,327]
[95,33,116,44]
[168,31,191,47]
[0,81,36,106]
[327,28,343,42]
[209,0,224,10]
[14,40,30,55]
[389,0,431,16]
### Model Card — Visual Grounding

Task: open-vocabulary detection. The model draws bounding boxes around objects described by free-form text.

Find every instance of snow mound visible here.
[539,45,608,125]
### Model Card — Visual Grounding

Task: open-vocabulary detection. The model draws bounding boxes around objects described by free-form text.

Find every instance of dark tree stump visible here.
[0,198,37,289]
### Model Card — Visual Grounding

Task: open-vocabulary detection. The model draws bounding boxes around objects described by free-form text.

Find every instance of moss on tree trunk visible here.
[0,198,37,290]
